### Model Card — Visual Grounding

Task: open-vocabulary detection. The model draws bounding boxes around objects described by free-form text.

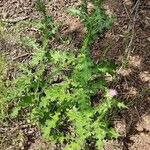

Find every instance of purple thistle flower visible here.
[108,89,118,97]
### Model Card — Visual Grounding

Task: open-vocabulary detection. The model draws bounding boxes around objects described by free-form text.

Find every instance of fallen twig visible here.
[1,16,29,23]
[12,53,31,61]
[131,0,140,14]
[121,0,132,23]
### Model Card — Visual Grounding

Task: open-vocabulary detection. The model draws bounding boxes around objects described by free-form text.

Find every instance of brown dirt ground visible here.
[0,0,150,150]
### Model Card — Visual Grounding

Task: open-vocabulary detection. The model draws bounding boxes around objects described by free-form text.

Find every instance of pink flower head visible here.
[108,89,118,97]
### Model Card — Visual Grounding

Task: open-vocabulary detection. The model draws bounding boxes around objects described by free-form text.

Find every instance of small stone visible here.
[147,37,150,42]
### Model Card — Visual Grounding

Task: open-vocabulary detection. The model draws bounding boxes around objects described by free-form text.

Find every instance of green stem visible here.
[81,31,91,53]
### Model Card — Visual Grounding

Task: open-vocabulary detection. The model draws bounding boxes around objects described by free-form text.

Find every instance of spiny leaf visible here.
[11,106,21,118]
[117,102,128,109]
[67,7,81,17]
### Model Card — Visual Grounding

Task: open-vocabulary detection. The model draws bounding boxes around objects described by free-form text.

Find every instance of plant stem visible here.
[81,31,91,53]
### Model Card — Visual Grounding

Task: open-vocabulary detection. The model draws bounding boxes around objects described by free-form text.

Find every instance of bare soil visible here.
[0,0,150,150]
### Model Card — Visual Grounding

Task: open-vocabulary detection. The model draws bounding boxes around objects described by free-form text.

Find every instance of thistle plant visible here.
[68,0,114,52]
[9,0,125,149]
